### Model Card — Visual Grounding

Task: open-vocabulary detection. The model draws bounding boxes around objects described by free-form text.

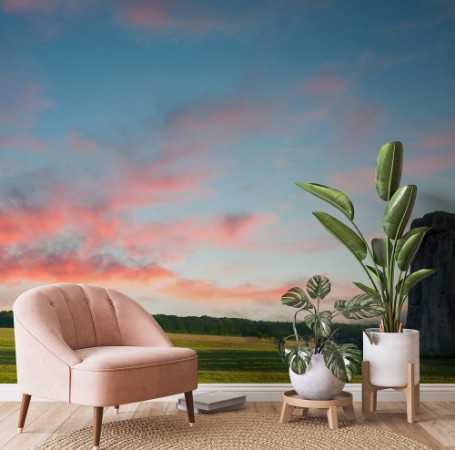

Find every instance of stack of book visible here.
[177,391,246,414]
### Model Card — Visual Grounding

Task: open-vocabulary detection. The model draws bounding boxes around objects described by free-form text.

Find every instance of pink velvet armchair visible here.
[13,283,198,450]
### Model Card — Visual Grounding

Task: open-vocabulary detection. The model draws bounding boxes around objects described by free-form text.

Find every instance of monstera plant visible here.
[278,275,383,384]
[296,141,435,333]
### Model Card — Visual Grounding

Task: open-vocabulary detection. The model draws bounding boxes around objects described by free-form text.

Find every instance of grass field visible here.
[0,328,17,383]
[1,328,454,383]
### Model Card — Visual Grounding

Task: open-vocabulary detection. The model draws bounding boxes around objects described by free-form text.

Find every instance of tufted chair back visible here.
[14,283,171,352]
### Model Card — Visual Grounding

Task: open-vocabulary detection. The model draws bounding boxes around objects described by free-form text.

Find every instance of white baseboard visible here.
[1,383,454,403]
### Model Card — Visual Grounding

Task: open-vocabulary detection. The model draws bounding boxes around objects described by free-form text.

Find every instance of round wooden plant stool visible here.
[280,390,356,430]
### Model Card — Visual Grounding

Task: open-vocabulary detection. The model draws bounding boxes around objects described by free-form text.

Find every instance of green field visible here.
[1,328,454,383]
[0,328,17,383]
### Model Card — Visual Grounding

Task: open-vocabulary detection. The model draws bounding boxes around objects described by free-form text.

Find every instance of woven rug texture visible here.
[31,412,435,450]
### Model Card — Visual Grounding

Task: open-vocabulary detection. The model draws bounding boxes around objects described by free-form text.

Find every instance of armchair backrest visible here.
[14,283,171,351]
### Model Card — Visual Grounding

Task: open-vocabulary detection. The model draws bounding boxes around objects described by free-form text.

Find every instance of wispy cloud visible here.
[406,153,455,177]
[160,95,275,148]
[329,167,374,195]
[113,1,264,38]
[158,276,287,306]
[298,65,351,97]
[1,0,57,14]
[417,122,455,151]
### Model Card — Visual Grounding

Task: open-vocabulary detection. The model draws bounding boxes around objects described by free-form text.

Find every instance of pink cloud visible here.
[120,2,172,29]
[417,123,455,151]
[0,189,284,307]
[1,0,56,13]
[158,277,287,306]
[329,167,374,195]
[162,97,273,144]
[405,153,455,176]
[0,248,175,285]
[107,161,213,211]
[117,212,278,263]
[0,162,277,288]
[114,1,257,37]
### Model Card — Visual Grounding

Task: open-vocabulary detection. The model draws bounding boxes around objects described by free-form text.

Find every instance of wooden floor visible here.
[1,400,454,449]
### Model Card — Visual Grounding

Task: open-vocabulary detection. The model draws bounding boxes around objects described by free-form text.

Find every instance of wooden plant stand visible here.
[362,361,420,424]
[280,390,356,430]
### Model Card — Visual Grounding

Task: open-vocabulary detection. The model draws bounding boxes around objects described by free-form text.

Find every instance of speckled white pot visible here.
[289,353,345,400]
[363,328,420,387]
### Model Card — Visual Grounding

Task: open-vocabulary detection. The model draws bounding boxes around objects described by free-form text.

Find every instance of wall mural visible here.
[1,1,454,384]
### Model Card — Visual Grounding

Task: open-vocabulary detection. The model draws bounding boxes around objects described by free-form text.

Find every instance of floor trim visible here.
[1,383,454,402]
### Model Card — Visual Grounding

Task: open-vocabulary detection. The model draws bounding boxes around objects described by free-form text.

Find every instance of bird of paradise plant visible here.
[295,141,435,333]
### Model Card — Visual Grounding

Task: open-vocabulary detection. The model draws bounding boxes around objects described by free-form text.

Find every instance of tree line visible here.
[0,310,372,347]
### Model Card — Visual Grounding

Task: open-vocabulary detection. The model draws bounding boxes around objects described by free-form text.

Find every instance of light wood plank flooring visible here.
[1,401,454,449]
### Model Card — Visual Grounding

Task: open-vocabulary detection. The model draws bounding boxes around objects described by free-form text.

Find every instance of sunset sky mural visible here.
[1,0,454,321]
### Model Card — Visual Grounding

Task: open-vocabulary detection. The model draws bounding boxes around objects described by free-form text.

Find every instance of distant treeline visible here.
[0,311,13,328]
[0,310,373,347]
[153,314,374,347]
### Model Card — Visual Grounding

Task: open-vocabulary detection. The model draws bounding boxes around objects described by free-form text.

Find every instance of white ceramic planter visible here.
[289,353,345,400]
[363,328,420,387]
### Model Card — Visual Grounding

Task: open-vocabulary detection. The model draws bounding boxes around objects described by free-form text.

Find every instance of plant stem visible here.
[293,309,301,341]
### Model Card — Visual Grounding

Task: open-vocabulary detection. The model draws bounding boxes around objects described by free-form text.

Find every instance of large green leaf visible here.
[281,287,313,309]
[396,268,436,297]
[303,311,332,338]
[372,238,391,267]
[353,281,381,300]
[395,227,431,271]
[322,341,361,382]
[375,141,403,201]
[306,275,331,300]
[383,185,417,240]
[295,182,354,220]
[366,265,385,288]
[285,345,313,375]
[336,294,385,320]
[313,211,367,261]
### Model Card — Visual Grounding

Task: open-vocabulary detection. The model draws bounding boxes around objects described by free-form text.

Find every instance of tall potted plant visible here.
[295,141,435,387]
[278,274,383,399]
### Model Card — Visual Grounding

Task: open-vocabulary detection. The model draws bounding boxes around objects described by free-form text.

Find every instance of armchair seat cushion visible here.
[70,346,198,407]
[73,346,197,371]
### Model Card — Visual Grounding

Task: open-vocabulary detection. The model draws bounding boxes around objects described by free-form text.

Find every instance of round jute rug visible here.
[32,412,434,450]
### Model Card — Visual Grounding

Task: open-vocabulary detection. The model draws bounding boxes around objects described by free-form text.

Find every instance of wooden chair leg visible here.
[93,407,104,450]
[184,391,195,427]
[17,394,32,433]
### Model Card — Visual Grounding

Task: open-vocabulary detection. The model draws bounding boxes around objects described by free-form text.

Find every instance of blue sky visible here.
[1,0,454,321]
